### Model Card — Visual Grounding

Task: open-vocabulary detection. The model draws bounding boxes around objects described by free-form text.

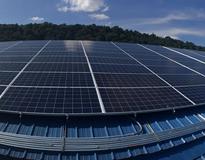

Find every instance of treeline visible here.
[0,22,204,51]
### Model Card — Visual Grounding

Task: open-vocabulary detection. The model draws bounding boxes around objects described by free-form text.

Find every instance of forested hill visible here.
[0,22,204,51]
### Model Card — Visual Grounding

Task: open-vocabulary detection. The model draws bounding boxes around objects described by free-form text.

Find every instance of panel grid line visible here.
[185,49,205,58]
[0,40,51,99]
[111,42,196,105]
[163,46,205,65]
[139,44,205,78]
[0,41,22,53]
[81,41,106,113]
[0,70,199,75]
[1,83,205,89]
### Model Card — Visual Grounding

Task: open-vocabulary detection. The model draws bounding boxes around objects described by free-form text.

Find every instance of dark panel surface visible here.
[0,40,203,115]
[0,63,26,71]
[33,56,86,63]
[149,66,194,74]
[25,63,90,72]
[0,72,17,85]
[161,74,205,86]
[95,73,168,87]
[89,57,137,65]
[174,48,205,62]
[14,72,94,87]
[0,56,31,62]
[100,87,192,112]
[0,87,5,95]
[92,64,149,73]
[0,87,101,113]
[145,45,205,74]
[177,86,205,104]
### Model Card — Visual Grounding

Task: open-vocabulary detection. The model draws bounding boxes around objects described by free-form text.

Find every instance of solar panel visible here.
[89,57,137,64]
[173,48,205,62]
[177,86,205,104]
[0,87,5,94]
[95,73,168,87]
[0,42,18,50]
[0,52,37,56]
[136,58,178,66]
[92,64,149,73]
[0,56,31,62]
[25,62,90,72]
[145,45,205,75]
[100,87,192,112]
[0,40,204,115]
[0,72,18,85]
[33,56,86,63]
[14,72,94,87]
[160,74,205,86]
[194,50,205,57]
[0,63,26,71]
[146,66,194,74]
[0,87,101,113]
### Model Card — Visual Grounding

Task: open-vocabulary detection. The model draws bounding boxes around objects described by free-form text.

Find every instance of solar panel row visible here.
[147,45,205,75]
[100,87,191,112]
[0,87,101,113]
[0,40,204,114]
[0,41,101,113]
[14,72,94,87]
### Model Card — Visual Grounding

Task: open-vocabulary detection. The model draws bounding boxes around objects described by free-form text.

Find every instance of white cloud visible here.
[102,6,109,12]
[58,0,108,13]
[89,13,109,20]
[58,6,70,12]
[135,10,205,25]
[30,16,44,23]
[137,14,191,25]
[145,28,205,39]
[57,0,110,21]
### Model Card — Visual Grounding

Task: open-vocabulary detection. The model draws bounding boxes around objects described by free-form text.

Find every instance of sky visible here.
[0,0,205,46]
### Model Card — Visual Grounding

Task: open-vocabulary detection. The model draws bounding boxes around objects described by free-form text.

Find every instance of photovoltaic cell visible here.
[0,56,31,62]
[92,64,149,73]
[0,72,18,85]
[41,47,84,54]
[100,87,192,112]
[39,51,84,56]
[0,42,16,50]
[0,87,101,113]
[2,42,47,54]
[0,52,37,56]
[145,45,205,74]
[0,63,26,71]
[174,48,205,62]
[138,59,179,66]
[83,42,131,59]
[0,87,5,94]
[177,86,205,104]
[95,73,168,87]
[160,74,205,86]
[33,56,87,63]
[14,72,94,87]
[191,67,205,75]
[115,43,197,75]
[148,66,194,74]
[25,63,90,72]
[89,57,137,65]
[194,50,205,57]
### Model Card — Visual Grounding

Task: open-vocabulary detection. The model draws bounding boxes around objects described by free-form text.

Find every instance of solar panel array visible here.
[0,40,204,114]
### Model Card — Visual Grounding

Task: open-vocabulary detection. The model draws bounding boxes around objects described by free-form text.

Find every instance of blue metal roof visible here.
[0,105,204,159]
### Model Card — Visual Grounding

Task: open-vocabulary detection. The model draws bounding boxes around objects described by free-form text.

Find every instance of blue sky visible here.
[0,0,205,46]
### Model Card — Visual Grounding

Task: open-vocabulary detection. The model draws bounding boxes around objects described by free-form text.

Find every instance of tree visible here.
[0,23,204,51]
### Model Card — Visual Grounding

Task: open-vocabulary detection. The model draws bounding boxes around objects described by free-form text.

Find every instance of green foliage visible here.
[0,22,204,51]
